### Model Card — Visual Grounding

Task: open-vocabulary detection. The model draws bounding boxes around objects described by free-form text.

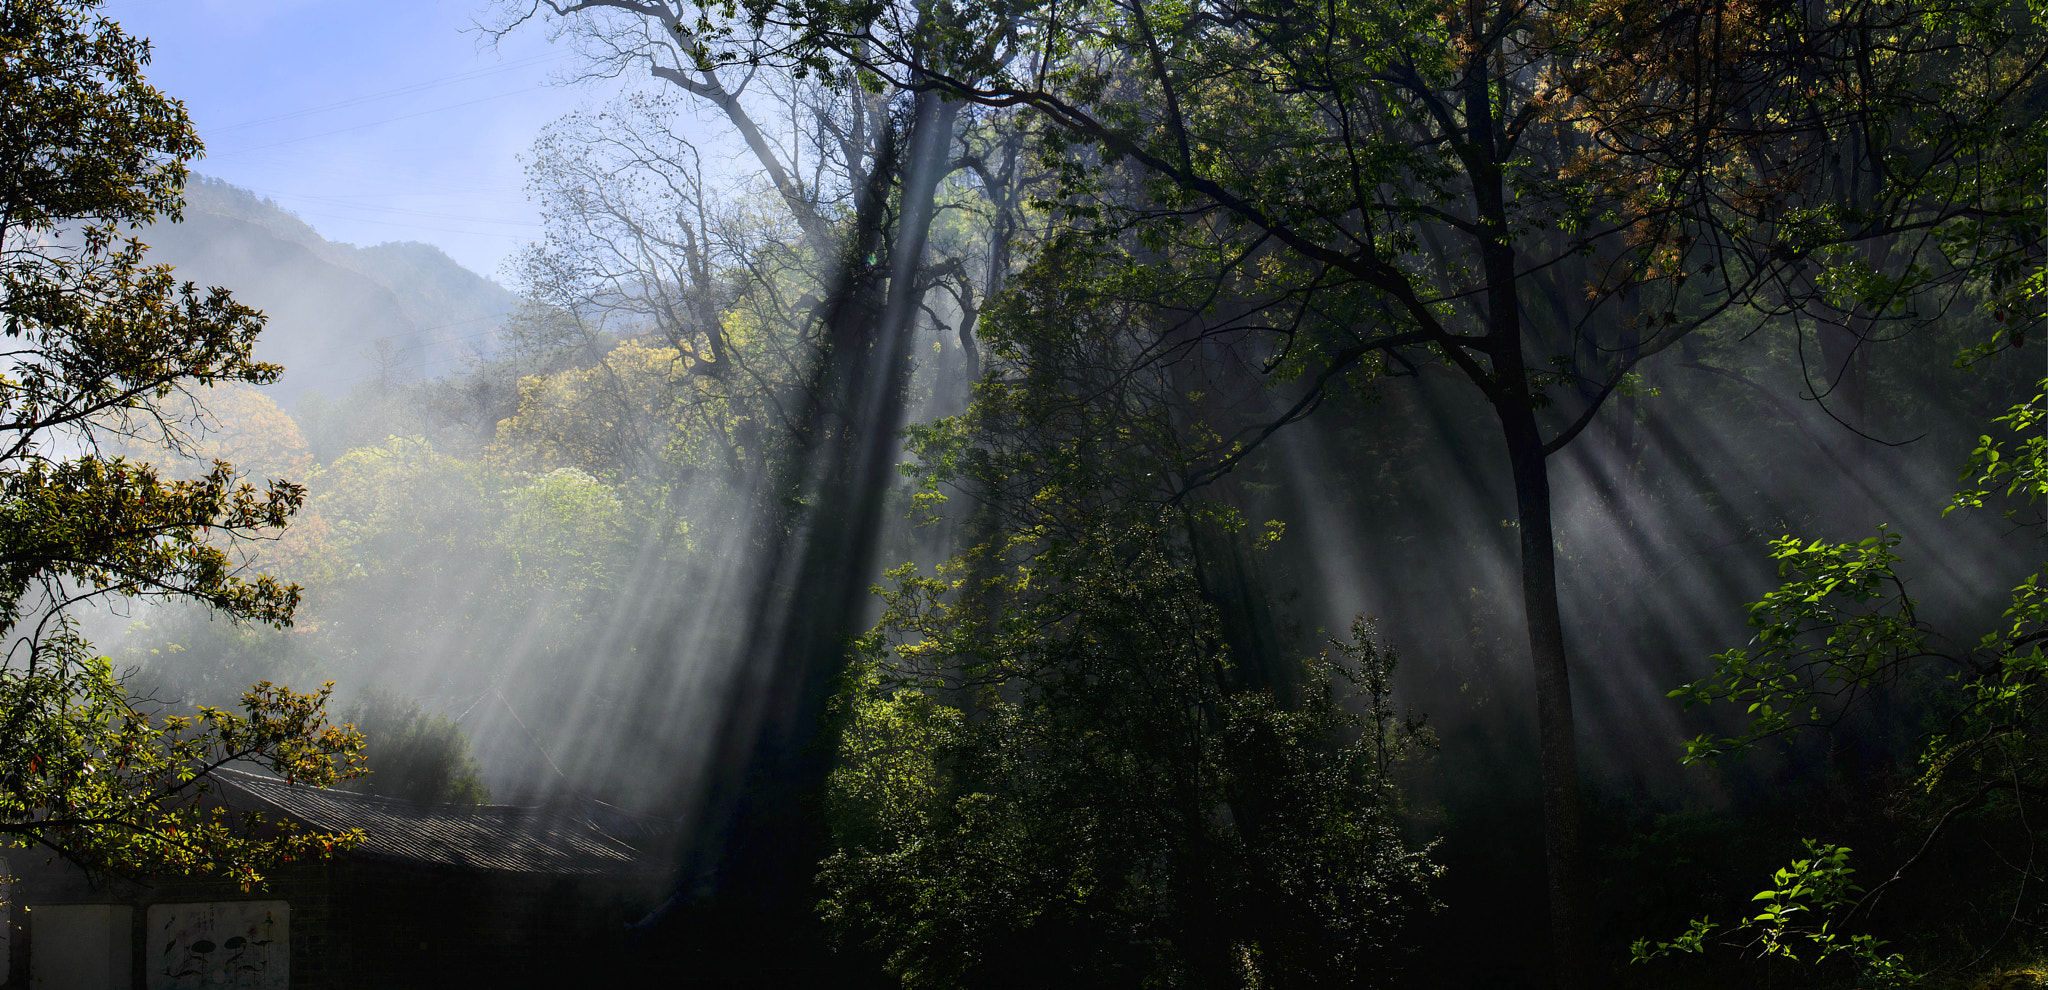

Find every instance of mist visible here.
[12,0,2044,986]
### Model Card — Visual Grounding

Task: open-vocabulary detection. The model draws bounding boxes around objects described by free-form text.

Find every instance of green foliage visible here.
[1676,380,2048,805]
[821,521,1439,989]
[0,0,303,633]
[1,621,364,889]
[0,0,197,231]
[1633,840,1919,987]
[0,0,364,883]
[129,433,640,690]
[1657,379,2048,979]
[500,466,626,581]
[338,688,489,807]
[702,0,2046,412]
[305,436,496,579]
[1952,387,2048,516]
[1672,528,1927,763]
[0,456,305,632]
[0,0,304,641]
[804,185,1441,984]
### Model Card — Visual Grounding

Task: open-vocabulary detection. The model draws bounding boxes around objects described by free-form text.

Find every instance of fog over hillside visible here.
[138,176,520,401]
[10,1,2045,985]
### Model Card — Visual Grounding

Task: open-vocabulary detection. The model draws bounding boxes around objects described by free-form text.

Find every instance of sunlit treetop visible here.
[0,0,199,233]
[0,0,297,639]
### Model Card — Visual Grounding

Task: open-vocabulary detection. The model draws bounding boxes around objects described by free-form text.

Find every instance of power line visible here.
[275,207,539,241]
[206,85,550,160]
[201,160,530,199]
[205,52,571,136]
[280,196,541,227]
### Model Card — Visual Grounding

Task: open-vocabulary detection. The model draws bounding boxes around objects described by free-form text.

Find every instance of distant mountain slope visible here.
[136,176,519,402]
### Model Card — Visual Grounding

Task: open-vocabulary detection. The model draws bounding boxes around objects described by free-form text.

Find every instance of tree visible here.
[510,97,832,493]
[662,0,2046,978]
[1632,839,1919,986]
[339,689,490,807]
[812,242,1443,985]
[1615,381,2048,984]
[489,0,881,252]
[1666,381,2048,967]
[490,4,1037,946]
[0,0,362,886]
[828,569,1439,988]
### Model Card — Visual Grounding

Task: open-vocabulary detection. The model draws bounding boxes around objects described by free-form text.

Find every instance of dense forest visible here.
[3,0,2047,985]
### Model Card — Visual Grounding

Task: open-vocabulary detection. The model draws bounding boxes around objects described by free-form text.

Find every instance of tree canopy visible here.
[0,0,362,887]
[661,0,2047,975]
[82,0,2048,981]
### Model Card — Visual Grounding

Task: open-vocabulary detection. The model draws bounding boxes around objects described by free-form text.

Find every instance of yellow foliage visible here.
[491,338,690,477]
[101,382,313,483]
[196,384,313,479]
[1974,967,2048,990]
[490,336,757,481]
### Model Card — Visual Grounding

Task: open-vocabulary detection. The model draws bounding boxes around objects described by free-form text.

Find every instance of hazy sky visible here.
[99,0,635,280]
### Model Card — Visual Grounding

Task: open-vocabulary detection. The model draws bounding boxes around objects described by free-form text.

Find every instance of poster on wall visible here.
[144,901,289,990]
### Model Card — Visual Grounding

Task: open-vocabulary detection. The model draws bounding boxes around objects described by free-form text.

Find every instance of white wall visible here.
[28,903,132,990]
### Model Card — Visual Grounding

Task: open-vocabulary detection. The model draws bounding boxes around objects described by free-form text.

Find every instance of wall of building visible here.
[2,854,330,990]
[2,854,661,989]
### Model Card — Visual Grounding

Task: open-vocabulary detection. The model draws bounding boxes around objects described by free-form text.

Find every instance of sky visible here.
[98,0,639,281]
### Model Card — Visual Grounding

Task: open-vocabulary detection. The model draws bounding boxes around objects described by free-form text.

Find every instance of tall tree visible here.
[819,236,1445,985]
[488,0,1045,380]
[670,0,2047,979]
[489,4,1054,953]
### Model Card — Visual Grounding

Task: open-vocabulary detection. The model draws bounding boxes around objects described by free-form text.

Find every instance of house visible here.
[3,769,675,989]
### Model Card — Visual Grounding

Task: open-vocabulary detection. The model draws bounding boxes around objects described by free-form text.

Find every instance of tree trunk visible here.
[1501,401,1589,990]
[1462,27,1590,977]
[636,93,960,970]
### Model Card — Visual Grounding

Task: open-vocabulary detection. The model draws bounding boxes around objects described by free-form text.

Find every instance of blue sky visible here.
[98,0,635,280]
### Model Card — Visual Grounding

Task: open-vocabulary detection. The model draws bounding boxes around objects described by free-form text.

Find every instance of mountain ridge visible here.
[137,176,521,401]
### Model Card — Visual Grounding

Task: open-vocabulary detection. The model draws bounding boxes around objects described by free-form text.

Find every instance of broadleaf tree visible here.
[656,0,2048,978]
[0,0,364,887]
[823,260,1446,985]
[1620,381,2048,983]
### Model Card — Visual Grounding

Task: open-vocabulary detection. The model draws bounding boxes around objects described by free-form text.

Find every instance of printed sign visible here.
[144,901,289,990]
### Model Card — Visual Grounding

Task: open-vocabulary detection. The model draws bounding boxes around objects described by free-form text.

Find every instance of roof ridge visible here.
[203,767,670,876]
[208,766,536,813]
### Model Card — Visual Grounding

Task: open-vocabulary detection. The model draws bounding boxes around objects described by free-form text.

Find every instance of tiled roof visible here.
[209,769,675,877]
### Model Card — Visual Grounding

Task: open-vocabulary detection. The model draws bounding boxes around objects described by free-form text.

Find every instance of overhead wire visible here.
[100,0,602,274]
[113,20,565,346]
[184,65,571,265]
[203,52,572,136]
[204,85,552,160]
[269,194,542,227]
[261,208,538,242]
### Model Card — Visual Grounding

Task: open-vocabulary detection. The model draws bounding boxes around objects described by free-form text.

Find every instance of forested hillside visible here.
[6,0,2047,987]
[137,176,518,400]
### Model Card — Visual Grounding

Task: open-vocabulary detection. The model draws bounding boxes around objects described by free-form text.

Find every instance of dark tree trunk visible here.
[1463,28,1589,979]
[636,93,961,975]
[1500,403,1589,989]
